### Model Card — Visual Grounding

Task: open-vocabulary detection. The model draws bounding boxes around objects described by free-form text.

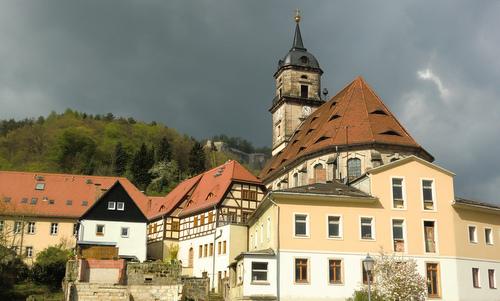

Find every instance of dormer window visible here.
[21,198,28,204]
[108,201,116,210]
[35,183,45,190]
[30,198,37,205]
[301,75,308,79]
[300,56,309,64]
[66,200,72,206]
[82,200,88,206]
[117,202,125,211]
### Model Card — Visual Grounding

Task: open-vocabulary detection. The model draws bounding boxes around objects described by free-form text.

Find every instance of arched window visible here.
[188,247,194,267]
[313,163,326,183]
[293,173,299,187]
[347,158,361,179]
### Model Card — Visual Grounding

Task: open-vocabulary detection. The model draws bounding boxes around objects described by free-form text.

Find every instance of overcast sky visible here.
[1,1,499,204]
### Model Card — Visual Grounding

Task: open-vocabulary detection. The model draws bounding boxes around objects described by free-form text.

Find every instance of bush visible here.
[30,246,71,288]
[347,289,384,301]
[0,245,29,292]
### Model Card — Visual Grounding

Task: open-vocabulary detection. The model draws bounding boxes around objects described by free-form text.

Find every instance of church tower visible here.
[270,11,324,156]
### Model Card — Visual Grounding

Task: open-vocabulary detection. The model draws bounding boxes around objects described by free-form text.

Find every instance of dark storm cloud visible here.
[1,0,499,203]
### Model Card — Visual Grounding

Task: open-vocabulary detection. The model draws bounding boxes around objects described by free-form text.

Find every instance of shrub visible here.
[0,245,29,292]
[30,246,71,288]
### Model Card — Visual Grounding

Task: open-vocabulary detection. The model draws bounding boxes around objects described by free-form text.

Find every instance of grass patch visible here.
[1,282,63,301]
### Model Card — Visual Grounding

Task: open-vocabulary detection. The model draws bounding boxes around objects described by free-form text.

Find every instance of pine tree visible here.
[130,143,153,190]
[113,142,128,175]
[188,141,206,175]
[157,137,172,162]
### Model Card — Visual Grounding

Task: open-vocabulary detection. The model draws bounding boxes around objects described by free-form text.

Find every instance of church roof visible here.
[260,76,433,181]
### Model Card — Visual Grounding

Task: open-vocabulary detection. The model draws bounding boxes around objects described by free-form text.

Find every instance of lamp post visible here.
[363,254,375,301]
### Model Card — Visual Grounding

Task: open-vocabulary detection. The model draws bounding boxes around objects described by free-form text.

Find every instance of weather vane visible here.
[295,9,301,23]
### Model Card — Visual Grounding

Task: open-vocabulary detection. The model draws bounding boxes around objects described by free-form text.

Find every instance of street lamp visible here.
[363,254,375,301]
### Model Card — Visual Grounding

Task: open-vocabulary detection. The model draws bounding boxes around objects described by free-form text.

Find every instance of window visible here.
[329,260,342,284]
[468,226,477,243]
[251,262,268,282]
[194,216,198,227]
[49,199,55,205]
[35,183,45,190]
[223,241,227,254]
[21,197,28,204]
[82,200,88,206]
[347,158,361,180]
[472,268,480,288]
[360,217,374,240]
[209,243,213,256]
[204,244,208,257]
[485,228,493,245]
[25,246,33,258]
[489,269,496,289]
[200,215,205,225]
[121,227,129,238]
[27,222,36,234]
[300,85,309,98]
[50,223,58,235]
[313,163,326,183]
[295,258,308,283]
[96,224,104,236]
[327,216,341,238]
[242,189,257,200]
[30,197,37,205]
[208,212,213,223]
[14,221,22,234]
[294,214,308,237]
[392,219,405,252]
[117,202,125,210]
[362,263,373,284]
[172,220,180,231]
[426,263,440,297]
[424,221,436,253]
[108,201,116,210]
[3,197,11,203]
[392,178,405,208]
[0,220,3,232]
[218,241,222,255]
[422,180,435,210]
[293,173,299,187]
[73,224,78,236]
[199,245,203,258]
[242,212,251,223]
[66,200,72,206]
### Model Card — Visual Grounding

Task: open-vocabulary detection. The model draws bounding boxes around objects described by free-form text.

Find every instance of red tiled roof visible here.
[0,171,150,218]
[260,76,433,180]
[149,160,262,219]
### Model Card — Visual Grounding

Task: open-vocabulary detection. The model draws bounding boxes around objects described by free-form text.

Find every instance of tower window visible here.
[301,85,308,98]
[301,75,308,79]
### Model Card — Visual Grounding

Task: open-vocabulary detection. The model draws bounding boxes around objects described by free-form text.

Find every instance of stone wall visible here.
[68,283,182,301]
[181,275,210,301]
[127,261,181,285]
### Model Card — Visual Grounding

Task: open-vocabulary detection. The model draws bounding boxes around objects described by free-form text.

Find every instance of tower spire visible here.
[292,9,305,50]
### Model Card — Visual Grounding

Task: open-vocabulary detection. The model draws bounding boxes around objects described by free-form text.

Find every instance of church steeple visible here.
[270,11,325,156]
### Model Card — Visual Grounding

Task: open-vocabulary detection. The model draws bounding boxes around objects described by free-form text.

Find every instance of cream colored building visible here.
[229,156,500,301]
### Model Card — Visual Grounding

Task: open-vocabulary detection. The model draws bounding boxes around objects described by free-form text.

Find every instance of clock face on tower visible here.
[302,105,312,117]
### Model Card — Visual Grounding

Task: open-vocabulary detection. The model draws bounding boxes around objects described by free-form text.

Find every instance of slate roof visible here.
[454,197,500,211]
[0,171,151,218]
[260,76,433,181]
[276,181,373,199]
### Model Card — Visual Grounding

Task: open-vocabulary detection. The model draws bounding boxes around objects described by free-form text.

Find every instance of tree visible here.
[130,143,154,190]
[55,128,97,174]
[188,141,206,175]
[31,245,72,289]
[147,160,180,195]
[157,137,172,162]
[372,253,427,301]
[113,142,128,175]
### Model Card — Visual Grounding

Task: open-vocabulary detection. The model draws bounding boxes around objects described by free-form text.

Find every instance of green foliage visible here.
[165,244,179,263]
[113,142,129,175]
[147,160,180,195]
[346,289,384,301]
[0,245,29,294]
[30,245,71,288]
[55,127,97,174]
[157,137,172,162]
[130,143,155,190]
[188,141,207,175]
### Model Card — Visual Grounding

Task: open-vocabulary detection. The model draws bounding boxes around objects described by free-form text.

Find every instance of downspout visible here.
[211,206,222,292]
[269,197,280,301]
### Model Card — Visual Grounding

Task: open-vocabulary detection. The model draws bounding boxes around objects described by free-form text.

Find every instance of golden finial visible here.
[295,9,301,23]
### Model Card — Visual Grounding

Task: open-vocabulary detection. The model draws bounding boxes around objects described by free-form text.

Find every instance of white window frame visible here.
[27,222,36,234]
[117,202,125,211]
[35,183,45,190]
[422,219,439,254]
[488,269,496,289]
[391,218,407,253]
[485,227,494,245]
[50,223,58,236]
[26,246,33,258]
[468,225,478,244]
[390,176,407,210]
[326,214,343,240]
[108,201,116,210]
[420,178,437,211]
[472,267,481,288]
[293,213,310,238]
[14,221,22,234]
[121,227,129,238]
[359,216,375,240]
[251,261,269,283]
